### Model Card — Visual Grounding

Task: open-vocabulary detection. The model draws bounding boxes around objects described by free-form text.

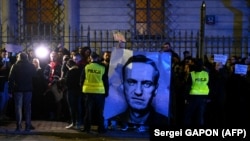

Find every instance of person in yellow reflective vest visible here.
[80,52,108,133]
[183,58,210,127]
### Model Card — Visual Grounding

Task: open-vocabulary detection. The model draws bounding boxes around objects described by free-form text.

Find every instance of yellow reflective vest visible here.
[189,71,209,95]
[82,63,105,94]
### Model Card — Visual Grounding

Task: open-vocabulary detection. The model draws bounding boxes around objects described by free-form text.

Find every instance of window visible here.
[135,0,165,37]
[19,0,64,36]
[24,0,54,25]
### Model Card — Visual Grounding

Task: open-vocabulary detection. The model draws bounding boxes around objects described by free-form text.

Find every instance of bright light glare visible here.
[35,45,49,59]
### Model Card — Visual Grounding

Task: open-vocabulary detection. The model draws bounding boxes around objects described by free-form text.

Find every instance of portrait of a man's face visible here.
[123,60,158,111]
[104,48,171,122]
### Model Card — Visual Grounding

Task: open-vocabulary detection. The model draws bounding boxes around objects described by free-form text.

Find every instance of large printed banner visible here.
[104,48,171,124]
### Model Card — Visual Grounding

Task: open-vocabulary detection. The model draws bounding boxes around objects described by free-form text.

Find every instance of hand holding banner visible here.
[113,31,126,43]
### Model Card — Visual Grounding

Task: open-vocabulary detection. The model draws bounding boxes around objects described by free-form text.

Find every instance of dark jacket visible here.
[0,57,12,91]
[33,68,47,94]
[43,62,62,85]
[66,65,81,90]
[8,60,36,92]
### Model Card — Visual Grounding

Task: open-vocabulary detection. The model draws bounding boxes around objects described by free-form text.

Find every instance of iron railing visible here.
[0,25,249,59]
[88,29,249,60]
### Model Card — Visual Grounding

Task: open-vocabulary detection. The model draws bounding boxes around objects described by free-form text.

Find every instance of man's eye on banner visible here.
[104,48,171,126]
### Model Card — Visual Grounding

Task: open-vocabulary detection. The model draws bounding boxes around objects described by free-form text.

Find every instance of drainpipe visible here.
[199,1,206,61]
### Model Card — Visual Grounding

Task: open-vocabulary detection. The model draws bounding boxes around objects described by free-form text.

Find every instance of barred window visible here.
[135,0,165,37]
[20,0,64,36]
[24,0,54,25]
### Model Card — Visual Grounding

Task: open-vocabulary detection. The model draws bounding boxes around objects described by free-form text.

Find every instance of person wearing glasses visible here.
[118,54,168,132]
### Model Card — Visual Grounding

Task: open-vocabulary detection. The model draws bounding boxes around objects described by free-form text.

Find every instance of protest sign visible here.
[104,48,171,123]
[234,64,248,75]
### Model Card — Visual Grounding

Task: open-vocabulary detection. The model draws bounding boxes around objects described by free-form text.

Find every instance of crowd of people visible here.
[0,42,249,133]
[167,43,250,128]
[0,46,111,133]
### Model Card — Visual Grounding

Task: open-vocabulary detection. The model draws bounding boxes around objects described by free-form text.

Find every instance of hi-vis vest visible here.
[82,63,105,94]
[189,71,209,95]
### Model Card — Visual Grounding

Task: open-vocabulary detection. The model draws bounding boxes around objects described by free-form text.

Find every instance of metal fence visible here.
[88,29,250,60]
[0,25,249,60]
[0,25,90,53]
